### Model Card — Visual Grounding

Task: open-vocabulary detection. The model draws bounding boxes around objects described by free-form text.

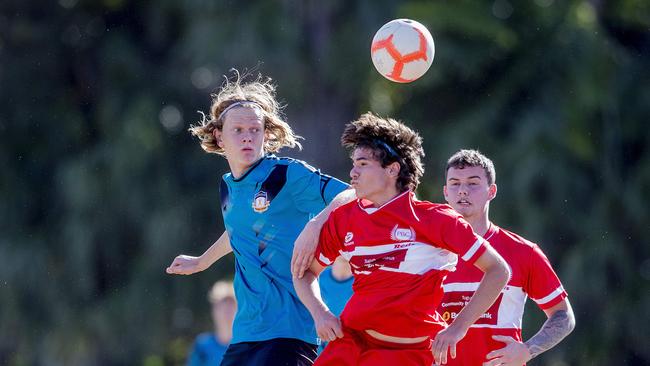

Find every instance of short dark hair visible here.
[446,149,496,185]
[341,112,425,192]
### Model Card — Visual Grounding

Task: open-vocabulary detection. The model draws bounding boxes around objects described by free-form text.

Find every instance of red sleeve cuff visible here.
[461,237,488,264]
[314,251,334,267]
[533,287,568,310]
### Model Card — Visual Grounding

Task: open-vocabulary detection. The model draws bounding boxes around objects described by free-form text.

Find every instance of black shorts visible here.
[220,338,318,366]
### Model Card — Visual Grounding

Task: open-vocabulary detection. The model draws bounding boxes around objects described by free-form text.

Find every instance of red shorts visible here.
[314,327,433,366]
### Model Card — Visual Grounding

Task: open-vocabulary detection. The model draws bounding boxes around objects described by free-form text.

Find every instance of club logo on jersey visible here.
[390,225,416,241]
[252,190,270,213]
[344,232,355,246]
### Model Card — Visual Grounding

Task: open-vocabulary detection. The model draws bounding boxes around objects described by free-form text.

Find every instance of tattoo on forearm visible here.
[524,310,575,359]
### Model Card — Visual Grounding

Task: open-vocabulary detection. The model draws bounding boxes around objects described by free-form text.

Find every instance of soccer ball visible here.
[371,19,435,83]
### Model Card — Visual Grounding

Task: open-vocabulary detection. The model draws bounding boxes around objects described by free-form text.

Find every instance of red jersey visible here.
[438,224,567,365]
[314,191,488,338]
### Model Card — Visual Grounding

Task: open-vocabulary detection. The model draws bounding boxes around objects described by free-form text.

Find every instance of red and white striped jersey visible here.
[438,224,568,365]
[314,191,488,338]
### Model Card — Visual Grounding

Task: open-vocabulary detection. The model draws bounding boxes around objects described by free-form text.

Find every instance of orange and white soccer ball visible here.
[371,19,435,83]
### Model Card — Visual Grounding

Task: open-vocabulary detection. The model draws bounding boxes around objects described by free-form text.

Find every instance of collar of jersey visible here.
[229,154,275,182]
[483,222,499,241]
[357,190,411,214]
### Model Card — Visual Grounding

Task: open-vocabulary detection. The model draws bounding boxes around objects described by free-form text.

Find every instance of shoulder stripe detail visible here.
[461,237,484,262]
[259,165,288,202]
[532,286,565,305]
[320,175,332,203]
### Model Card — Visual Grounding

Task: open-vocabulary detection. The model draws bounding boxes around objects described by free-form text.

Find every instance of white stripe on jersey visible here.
[319,253,333,265]
[442,282,481,292]
[461,237,484,262]
[532,285,565,306]
[442,282,527,330]
[340,241,459,275]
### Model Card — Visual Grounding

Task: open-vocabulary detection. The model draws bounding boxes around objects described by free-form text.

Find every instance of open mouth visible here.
[457,199,471,206]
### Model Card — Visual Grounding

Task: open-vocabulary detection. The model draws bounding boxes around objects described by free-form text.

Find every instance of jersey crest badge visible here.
[391,225,416,241]
[252,190,271,213]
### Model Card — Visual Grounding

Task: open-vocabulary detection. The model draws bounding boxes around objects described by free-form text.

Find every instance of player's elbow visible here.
[500,259,512,283]
[567,314,576,334]
[488,253,511,285]
[565,302,577,334]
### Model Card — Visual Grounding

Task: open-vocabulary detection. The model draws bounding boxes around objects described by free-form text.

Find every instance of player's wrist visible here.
[522,341,535,361]
[197,255,211,271]
[448,314,472,332]
[310,303,331,319]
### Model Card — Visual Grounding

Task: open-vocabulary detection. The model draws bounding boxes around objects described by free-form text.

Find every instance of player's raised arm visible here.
[433,245,510,365]
[291,188,355,279]
[166,230,232,275]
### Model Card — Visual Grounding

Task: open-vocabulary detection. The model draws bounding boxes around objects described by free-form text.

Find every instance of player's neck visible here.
[228,156,264,179]
[465,212,491,237]
[367,187,401,208]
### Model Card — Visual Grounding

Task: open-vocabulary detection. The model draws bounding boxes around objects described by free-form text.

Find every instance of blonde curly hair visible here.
[189,72,302,155]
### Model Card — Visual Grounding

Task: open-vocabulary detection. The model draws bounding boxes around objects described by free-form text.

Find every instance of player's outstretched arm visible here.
[293,260,343,342]
[291,189,356,279]
[433,245,510,365]
[166,231,233,275]
[483,299,576,366]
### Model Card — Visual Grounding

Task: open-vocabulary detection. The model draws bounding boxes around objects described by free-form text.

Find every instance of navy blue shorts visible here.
[220,338,317,366]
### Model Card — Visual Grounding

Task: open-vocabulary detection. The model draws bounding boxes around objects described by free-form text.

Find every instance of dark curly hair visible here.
[341,112,425,192]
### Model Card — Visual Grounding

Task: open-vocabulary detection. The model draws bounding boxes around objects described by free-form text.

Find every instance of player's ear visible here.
[387,161,400,177]
[213,129,224,148]
[488,183,497,200]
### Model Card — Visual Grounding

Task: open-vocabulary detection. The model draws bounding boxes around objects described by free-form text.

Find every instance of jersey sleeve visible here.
[313,210,345,267]
[435,206,488,265]
[526,244,568,310]
[288,161,349,213]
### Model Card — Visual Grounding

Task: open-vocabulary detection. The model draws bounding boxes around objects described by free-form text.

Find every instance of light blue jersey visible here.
[220,155,348,345]
[319,267,354,318]
[187,333,228,366]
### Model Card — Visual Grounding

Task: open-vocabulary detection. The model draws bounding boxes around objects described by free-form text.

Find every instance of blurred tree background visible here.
[1,0,648,365]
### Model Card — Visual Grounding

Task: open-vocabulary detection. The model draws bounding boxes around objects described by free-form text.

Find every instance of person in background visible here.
[439,149,575,365]
[187,281,237,366]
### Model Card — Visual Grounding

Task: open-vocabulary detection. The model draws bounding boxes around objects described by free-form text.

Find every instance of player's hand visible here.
[291,220,319,279]
[432,323,468,365]
[482,335,532,366]
[166,255,204,275]
[313,309,343,342]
